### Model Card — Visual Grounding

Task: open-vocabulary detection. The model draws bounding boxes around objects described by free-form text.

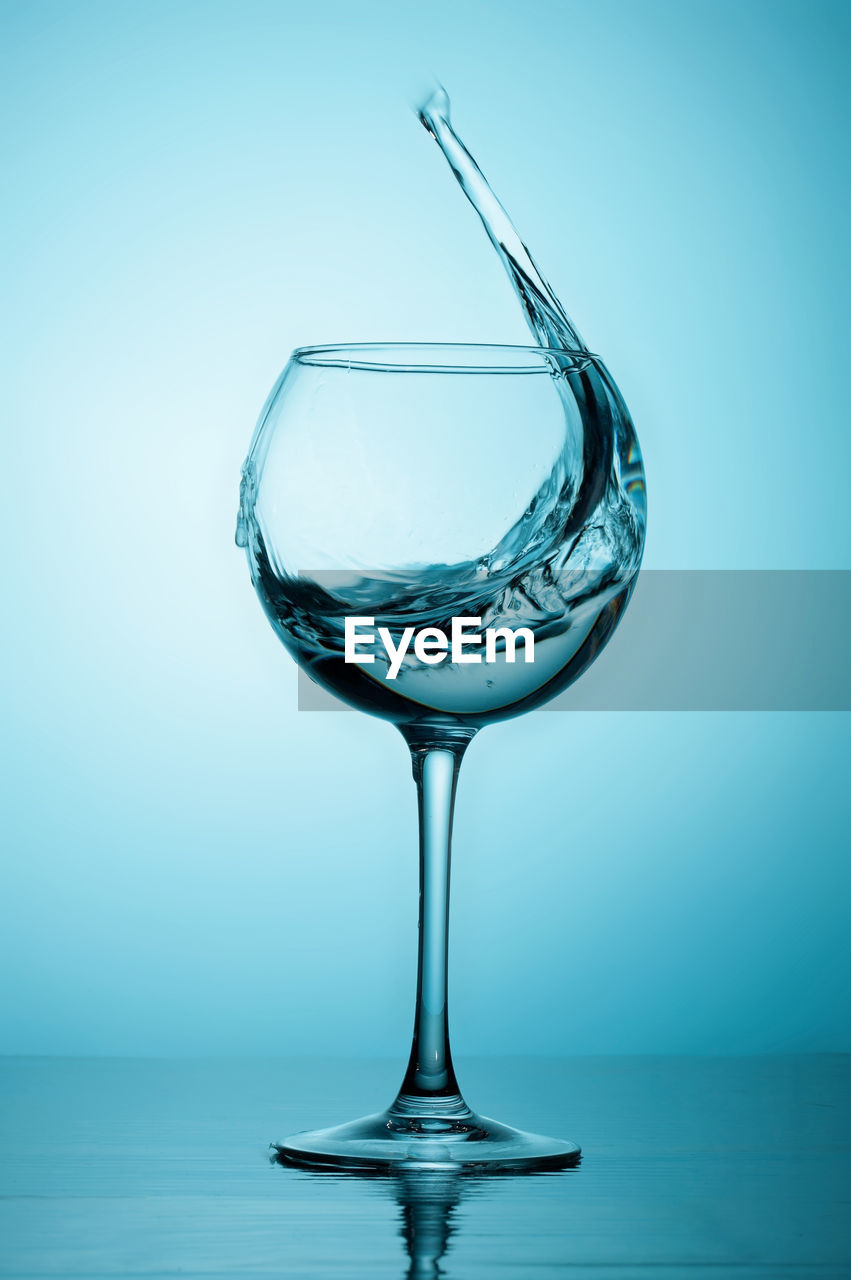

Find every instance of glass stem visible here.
[392,726,476,1117]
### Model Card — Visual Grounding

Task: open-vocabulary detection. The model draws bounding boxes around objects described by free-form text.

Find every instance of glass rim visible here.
[291,341,598,373]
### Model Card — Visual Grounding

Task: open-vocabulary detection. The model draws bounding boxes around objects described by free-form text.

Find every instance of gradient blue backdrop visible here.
[1,0,849,1057]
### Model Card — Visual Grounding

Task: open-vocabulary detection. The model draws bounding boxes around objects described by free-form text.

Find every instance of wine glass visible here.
[236,341,646,1170]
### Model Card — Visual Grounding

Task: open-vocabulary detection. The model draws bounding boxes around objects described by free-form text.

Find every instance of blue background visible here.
[1,0,849,1057]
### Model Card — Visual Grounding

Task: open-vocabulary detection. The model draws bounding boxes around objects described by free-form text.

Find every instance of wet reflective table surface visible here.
[1,1056,849,1278]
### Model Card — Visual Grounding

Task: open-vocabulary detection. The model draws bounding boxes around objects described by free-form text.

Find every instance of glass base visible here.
[273,1106,580,1172]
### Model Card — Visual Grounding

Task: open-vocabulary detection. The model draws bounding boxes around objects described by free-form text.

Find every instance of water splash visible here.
[237,88,646,724]
[418,86,586,354]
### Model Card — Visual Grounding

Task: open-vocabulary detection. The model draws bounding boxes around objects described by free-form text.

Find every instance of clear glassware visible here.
[237,341,646,1170]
